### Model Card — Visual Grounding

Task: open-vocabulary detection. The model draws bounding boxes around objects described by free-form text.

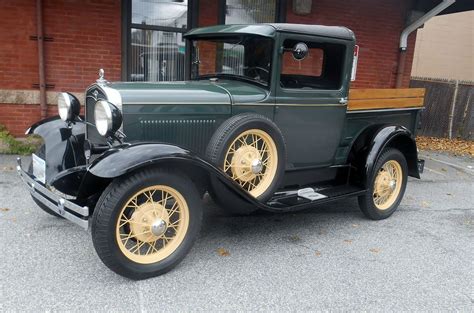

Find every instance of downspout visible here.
[395,0,455,88]
[36,0,47,119]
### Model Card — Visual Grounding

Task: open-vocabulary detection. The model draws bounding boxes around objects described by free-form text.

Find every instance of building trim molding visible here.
[0,89,84,106]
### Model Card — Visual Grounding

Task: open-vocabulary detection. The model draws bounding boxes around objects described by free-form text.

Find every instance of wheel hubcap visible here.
[151,219,167,237]
[128,202,170,242]
[251,159,263,174]
[230,145,261,182]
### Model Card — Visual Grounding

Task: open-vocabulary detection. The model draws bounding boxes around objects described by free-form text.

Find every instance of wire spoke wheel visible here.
[115,185,190,264]
[372,160,403,210]
[223,129,278,198]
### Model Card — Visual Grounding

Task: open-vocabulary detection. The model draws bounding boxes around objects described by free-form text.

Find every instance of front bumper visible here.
[16,158,89,230]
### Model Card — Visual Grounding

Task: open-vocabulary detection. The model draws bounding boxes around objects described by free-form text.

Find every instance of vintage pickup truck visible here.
[18,24,425,279]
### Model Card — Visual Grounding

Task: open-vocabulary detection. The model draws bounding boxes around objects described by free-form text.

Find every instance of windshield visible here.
[190,35,273,87]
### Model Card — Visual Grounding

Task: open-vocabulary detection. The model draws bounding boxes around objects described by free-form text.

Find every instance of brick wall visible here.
[0,1,38,90]
[42,0,122,91]
[199,0,219,26]
[0,104,57,136]
[0,0,120,136]
[0,0,121,92]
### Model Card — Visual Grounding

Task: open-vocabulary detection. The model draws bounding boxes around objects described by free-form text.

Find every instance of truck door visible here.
[274,33,353,169]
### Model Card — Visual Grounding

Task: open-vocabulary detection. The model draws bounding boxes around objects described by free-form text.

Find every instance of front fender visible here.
[27,116,86,184]
[87,143,202,178]
[77,142,263,209]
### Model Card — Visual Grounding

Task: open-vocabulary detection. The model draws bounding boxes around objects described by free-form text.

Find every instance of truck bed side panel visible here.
[334,108,421,164]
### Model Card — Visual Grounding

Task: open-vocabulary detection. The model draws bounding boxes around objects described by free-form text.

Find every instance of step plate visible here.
[266,184,366,211]
[297,188,327,201]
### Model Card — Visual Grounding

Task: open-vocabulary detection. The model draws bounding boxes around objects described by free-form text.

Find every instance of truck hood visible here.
[107,80,268,105]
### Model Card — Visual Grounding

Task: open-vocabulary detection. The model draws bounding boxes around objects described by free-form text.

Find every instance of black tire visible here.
[206,113,286,214]
[358,148,408,220]
[91,168,203,280]
[28,145,62,218]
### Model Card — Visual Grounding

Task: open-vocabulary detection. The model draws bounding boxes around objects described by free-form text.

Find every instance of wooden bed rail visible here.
[348,88,425,111]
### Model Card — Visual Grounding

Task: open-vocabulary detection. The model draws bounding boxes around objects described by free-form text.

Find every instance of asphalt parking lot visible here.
[1,151,473,311]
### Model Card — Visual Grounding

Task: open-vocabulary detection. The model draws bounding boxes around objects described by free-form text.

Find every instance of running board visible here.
[264,184,366,213]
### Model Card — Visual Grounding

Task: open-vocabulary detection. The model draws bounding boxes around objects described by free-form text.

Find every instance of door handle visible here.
[339,97,348,105]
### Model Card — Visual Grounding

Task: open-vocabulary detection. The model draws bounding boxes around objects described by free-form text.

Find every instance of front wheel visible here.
[91,168,202,279]
[358,148,408,220]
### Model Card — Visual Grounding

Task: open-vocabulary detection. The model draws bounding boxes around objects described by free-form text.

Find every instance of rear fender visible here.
[27,116,86,184]
[349,125,420,188]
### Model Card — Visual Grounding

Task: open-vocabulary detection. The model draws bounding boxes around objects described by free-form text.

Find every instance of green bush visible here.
[0,124,41,155]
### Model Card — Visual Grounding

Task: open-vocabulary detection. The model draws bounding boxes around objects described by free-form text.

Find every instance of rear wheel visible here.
[358,148,408,220]
[91,168,202,279]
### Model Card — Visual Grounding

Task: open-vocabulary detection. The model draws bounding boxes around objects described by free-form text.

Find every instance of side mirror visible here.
[292,42,308,60]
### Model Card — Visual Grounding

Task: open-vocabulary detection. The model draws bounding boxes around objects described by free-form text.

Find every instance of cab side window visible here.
[280,39,346,90]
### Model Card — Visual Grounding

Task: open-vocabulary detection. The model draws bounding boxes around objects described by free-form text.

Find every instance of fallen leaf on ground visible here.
[315,250,321,257]
[343,239,353,244]
[369,248,381,254]
[287,235,301,243]
[217,248,230,257]
[421,201,430,208]
[416,136,474,157]
[0,208,10,212]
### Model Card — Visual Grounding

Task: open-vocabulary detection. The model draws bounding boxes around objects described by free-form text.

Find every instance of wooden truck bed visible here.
[348,88,425,111]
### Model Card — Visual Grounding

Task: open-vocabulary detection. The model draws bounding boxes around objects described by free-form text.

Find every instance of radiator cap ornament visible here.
[96,68,107,85]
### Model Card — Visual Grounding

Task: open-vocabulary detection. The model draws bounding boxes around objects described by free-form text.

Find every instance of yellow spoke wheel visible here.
[115,185,190,264]
[358,148,407,220]
[372,160,403,210]
[223,129,278,198]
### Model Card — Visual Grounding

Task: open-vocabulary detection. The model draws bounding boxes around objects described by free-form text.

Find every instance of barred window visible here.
[128,0,189,82]
[124,0,282,82]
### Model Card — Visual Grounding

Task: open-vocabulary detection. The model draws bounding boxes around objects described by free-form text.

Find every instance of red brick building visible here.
[0,0,472,136]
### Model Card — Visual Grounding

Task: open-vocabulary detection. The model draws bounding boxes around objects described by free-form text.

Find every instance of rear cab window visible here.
[280,39,346,90]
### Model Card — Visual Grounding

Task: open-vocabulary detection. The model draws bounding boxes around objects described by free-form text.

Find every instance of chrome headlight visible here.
[58,92,80,122]
[94,100,122,137]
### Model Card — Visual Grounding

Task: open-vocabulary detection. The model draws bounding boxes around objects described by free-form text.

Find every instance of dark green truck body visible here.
[81,24,420,188]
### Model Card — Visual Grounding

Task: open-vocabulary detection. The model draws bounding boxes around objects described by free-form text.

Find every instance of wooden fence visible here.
[410,77,473,140]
